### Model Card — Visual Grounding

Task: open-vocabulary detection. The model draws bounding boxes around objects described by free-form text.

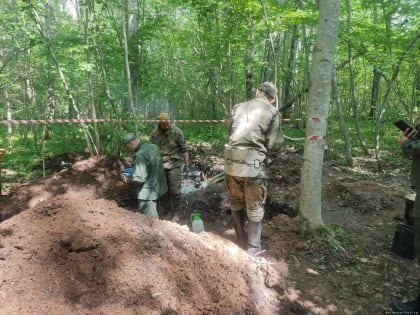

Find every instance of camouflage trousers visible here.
[138,199,159,219]
[160,167,182,216]
[413,191,420,264]
[415,218,420,265]
[224,174,268,222]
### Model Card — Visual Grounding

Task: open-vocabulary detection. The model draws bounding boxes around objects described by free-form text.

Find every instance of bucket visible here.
[391,223,415,260]
[191,212,204,233]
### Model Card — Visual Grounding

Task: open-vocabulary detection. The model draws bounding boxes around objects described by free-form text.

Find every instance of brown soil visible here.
[0,146,418,314]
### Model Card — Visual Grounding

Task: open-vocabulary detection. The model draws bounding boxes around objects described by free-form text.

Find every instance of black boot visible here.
[247,220,266,256]
[391,295,420,312]
[170,195,182,222]
[231,210,246,249]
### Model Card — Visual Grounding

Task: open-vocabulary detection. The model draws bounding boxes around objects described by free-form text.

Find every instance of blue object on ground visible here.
[122,167,133,177]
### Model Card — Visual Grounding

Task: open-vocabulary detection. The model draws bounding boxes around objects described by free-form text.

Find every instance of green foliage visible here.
[0,125,87,182]
[182,123,227,146]
[321,224,350,253]
[0,0,418,190]
[326,116,407,154]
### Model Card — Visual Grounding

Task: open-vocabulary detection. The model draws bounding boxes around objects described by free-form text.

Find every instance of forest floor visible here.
[0,144,419,315]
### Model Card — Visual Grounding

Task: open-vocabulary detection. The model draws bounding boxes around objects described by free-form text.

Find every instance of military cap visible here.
[258,82,277,99]
[122,133,137,144]
[157,112,170,120]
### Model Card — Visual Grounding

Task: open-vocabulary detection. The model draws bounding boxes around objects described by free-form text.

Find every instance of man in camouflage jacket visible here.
[151,113,190,220]
[391,124,420,312]
[224,82,284,256]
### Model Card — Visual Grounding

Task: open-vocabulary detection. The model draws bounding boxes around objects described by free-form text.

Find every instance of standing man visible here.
[150,113,190,220]
[391,125,420,312]
[224,82,284,256]
[122,133,168,219]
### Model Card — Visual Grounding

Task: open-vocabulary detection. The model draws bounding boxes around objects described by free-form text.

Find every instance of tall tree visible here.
[298,0,340,231]
[332,67,353,167]
[127,0,140,106]
[44,0,56,122]
[121,0,136,118]
[26,0,97,156]
[80,1,103,153]
[345,0,369,155]
[368,6,380,119]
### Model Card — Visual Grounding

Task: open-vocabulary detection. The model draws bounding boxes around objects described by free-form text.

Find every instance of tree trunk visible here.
[332,68,353,167]
[82,3,102,154]
[5,87,12,139]
[368,66,381,118]
[127,0,140,108]
[28,1,96,156]
[121,0,137,121]
[259,0,279,91]
[245,11,254,101]
[298,0,340,232]
[346,0,369,156]
[282,26,298,118]
[45,0,55,122]
[412,68,420,121]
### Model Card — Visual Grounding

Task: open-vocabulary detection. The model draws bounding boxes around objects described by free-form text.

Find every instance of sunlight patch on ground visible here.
[199,232,247,260]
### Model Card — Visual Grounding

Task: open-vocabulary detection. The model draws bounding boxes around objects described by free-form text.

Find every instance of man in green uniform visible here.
[150,113,190,220]
[391,125,420,312]
[122,133,168,219]
[224,82,284,256]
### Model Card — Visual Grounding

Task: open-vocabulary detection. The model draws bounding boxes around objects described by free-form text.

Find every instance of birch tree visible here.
[121,0,136,118]
[27,0,97,156]
[298,0,340,232]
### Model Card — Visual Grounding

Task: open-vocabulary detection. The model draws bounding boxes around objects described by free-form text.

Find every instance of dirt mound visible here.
[0,154,307,314]
[0,194,286,314]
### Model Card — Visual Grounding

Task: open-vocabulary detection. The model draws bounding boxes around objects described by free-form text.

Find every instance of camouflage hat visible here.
[157,112,170,121]
[258,82,277,99]
[122,133,137,145]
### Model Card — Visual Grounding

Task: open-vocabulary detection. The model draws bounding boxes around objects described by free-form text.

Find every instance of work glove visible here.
[122,166,133,177]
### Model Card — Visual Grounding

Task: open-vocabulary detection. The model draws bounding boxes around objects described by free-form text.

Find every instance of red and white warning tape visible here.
[0,119,115,125]
[142,119,230,123]
[0,118,303,125]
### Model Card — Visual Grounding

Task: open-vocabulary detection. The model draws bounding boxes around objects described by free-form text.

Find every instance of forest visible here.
[1,0,418,227]
[0,1,419,314]
[0,0,418,153]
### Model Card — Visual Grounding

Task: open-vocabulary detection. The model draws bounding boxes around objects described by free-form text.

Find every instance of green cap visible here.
[122,133,137,145]
[191,212,202,221]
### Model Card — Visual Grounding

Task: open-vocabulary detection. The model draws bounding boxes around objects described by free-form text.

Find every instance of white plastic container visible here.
[191,212,204,233]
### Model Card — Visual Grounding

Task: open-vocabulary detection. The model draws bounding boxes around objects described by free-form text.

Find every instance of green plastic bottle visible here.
[191,212,204,233]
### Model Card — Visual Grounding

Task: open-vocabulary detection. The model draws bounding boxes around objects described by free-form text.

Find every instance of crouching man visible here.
[122,133,168,219]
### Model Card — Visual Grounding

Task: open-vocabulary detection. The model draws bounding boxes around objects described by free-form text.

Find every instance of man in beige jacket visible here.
[224,82,284,256]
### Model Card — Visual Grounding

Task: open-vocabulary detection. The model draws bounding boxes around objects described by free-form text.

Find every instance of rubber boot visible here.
[391,295,420,312]
[231,210,246,249]
[247,220,266,256]
[170,195,181,222]
[159,193,173,221]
